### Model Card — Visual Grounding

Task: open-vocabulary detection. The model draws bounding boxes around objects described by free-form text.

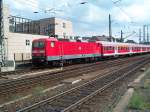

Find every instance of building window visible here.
[70,36,73,40]
[63,22,66,28]
[63,33,66,38]
[26,40,30,46]
[48,24,54,30]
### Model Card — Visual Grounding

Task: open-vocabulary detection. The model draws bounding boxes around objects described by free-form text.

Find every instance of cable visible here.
[14,0,40,10]
[14,1,35,8]
[14,0,38,7]
[111,0,140,41]
[113,0,122,4]
[111,0,132,22]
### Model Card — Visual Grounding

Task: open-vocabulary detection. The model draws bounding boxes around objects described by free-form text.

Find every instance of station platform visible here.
[1,68,61,80]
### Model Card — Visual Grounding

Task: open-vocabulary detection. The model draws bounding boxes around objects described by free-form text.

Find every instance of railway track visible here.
[0,66,44,76]
[0,55,144,77]
[15,57,149,112]
[0,58,119,77]
[0,57,119,77]
[0,55,146,96]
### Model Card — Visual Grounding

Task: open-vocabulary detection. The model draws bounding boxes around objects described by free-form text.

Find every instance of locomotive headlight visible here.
[32,50,38,53]
[39,50,45,53]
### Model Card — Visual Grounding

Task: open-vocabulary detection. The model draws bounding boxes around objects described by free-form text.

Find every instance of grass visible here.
[143,103,150,109]
[128,71,150,110]
[128,91,144,110]
[143,79,150,89]
[8,95,23,101]
[32,86,44,96]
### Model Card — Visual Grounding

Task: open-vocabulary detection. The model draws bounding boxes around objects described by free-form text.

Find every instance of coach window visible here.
[110,47,112,50]
[113,47,115,50]
[51,41,55,48]
[104,46,106,51]
[107,46,109,50]
[106,47,108,50]
[109,46,111,50]
[103,47,105,50]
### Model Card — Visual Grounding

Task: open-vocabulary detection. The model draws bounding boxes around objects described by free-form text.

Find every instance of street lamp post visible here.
[33,11,41,34]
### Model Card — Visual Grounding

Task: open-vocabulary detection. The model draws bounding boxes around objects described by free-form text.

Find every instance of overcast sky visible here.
[4,0,150,42]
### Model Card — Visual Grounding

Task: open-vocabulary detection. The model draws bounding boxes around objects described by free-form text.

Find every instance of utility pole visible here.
[147,25,149,43]
[139,28,141,44]
[143,25,146,43]
[0,0,6,67]
[120,30,123,42]
[109,14,112,42]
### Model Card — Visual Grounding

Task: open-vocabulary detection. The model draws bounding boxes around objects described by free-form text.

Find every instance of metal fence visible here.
[9,16,41,35]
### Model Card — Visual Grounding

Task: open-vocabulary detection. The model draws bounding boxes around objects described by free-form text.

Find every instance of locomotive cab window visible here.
[51,41,55,48]
[97,43,100,47]
[39,41,45,48]
[32,41,44,48]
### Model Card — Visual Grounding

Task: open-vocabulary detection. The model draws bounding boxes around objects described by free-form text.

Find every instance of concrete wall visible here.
[7,33,48,61]
[3,5,49,62]
[3,5,73,62]
[39,17,73,39]
[55,18,73,39]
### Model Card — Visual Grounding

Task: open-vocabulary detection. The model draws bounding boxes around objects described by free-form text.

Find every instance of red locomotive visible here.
[32,37,150,65]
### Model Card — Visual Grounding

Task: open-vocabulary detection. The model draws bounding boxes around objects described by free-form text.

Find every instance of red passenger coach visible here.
[117,45,129,54]
[32,38,102,64]
[98,41,116,57]
[131,44,141,53]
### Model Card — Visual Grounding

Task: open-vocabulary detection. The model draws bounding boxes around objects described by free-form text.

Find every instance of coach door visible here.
[114,45,118,56]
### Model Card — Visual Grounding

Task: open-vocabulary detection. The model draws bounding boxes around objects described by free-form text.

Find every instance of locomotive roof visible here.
[33,37,58,41]
[97,41,150,47]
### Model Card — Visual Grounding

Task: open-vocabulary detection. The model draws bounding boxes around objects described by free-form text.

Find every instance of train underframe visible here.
[32,52,149,66]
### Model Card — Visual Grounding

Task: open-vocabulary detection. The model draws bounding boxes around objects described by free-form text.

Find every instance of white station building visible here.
[2,5,74,64]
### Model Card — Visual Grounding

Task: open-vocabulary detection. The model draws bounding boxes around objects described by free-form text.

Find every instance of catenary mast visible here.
[0,0,6,67]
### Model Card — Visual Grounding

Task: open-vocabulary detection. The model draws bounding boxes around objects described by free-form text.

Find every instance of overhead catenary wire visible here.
[13,0,44,11]
[110,0,142,41]
[8,0,142,40]
[111,0,133,23]
[14,0,39,8]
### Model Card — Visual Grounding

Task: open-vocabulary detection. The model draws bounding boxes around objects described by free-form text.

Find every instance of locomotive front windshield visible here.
[32,41,45,48]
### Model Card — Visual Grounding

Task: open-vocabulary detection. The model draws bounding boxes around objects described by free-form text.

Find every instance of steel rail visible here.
[16,57,149,112]
[0,57,138,95]
[62,59,149,112]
